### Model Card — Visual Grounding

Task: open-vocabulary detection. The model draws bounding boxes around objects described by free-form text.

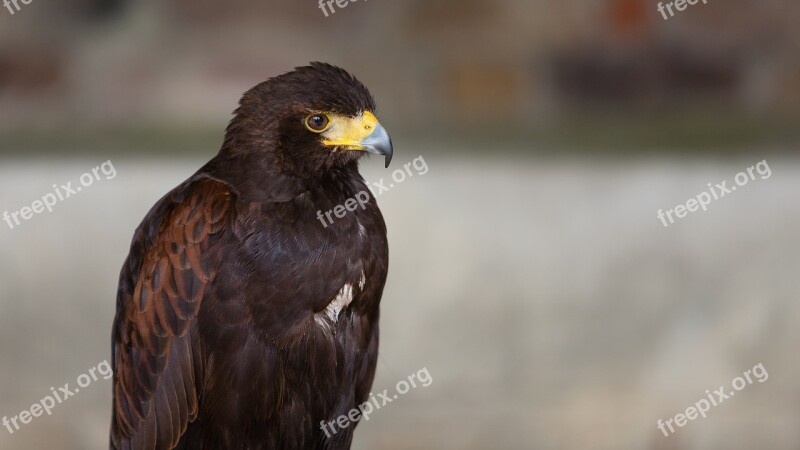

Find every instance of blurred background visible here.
[1,0,799,448]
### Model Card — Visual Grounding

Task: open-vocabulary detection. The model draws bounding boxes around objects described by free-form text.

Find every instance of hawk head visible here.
[220,63,393,185]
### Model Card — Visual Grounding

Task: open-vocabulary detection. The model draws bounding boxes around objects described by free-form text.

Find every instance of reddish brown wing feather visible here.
[111,178,233,450]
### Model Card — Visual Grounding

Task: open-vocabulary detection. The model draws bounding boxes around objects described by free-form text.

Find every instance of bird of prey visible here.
[110,63,393,450]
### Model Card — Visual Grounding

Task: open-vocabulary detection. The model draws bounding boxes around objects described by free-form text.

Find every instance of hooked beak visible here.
[321,112,394,168]
[359,123,393,168]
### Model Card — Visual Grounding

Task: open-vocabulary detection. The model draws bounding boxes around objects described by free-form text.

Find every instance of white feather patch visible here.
[316,271,366,326]
[324,283,353,322]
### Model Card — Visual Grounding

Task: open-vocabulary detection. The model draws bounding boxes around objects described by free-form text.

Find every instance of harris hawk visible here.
[110,63,393,450]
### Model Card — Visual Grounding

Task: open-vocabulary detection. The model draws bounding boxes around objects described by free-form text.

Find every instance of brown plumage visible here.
[110,63,393,450]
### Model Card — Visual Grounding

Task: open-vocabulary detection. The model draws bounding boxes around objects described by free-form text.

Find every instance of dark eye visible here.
[306,114,330,132]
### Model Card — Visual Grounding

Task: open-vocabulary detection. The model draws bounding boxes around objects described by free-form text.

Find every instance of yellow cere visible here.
[321,111,380,151]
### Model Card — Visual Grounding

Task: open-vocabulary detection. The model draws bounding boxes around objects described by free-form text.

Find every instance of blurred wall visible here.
[0,0,799,146]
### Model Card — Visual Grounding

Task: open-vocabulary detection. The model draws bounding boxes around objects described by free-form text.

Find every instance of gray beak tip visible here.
[361,123,393,169]
[384,138,393,168]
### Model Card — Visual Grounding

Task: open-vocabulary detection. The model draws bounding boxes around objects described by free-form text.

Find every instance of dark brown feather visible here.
[111,177,232,449]
[111,63,389,450]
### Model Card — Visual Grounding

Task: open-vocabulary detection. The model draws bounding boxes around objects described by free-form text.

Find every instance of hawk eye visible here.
[305,114,331,132]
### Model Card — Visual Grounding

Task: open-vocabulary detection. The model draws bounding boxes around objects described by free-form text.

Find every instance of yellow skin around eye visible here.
[320,112,380,151]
